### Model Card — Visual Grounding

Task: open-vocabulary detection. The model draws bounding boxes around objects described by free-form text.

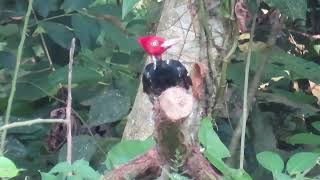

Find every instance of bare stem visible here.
[0,119,66,131]
[66,38,76,164]
[239,14,257,170]
[0,0,33,155]
[31,9,55,71]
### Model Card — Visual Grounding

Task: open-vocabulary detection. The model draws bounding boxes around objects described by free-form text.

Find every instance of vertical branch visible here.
[0,0,33,155]
[66,38,76,163]
[239,14,257,170]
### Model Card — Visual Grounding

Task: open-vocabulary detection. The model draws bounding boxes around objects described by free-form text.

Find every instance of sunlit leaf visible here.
[199,117,230,159]
[105,138,155,170]
[72,159,101,179]
[288,133,320,145]
[256,151,284,173]
[286,152,319,175]
[0,156,20,178]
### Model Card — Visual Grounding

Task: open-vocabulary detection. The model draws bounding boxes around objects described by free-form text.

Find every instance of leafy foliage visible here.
[257,151,319,179]
[105,138,155,170]
[0,156,21,178]
[0,0,162,178]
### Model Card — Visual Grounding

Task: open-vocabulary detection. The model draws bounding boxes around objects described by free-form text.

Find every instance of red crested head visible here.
[138,36,167,57]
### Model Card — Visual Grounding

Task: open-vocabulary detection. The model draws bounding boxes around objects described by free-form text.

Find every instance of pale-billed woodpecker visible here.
[137,36,192,102]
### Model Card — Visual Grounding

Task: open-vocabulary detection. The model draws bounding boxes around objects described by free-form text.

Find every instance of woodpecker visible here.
[137,36,192,102]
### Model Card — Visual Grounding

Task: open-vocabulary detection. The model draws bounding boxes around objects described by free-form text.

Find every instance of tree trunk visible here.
[123,0,227,141]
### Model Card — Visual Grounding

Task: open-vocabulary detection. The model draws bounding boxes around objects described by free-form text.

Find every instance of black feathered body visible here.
[142,59,192,101]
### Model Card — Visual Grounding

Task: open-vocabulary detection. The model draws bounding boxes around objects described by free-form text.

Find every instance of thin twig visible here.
[17,81,107,156]
[239,14,257,170]
[0,119,66,131]
[0,0,33,155]
[66,38,76,164]
[31,9,55,71]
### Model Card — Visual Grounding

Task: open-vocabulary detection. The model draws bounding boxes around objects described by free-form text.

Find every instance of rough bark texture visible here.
[123,0,225,141]
[104,87,220,179]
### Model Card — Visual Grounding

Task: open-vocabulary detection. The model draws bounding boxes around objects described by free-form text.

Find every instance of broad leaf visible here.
[256,151,284,173]
[286,152,319,175]
[268,48,320,84]
[49,161,72,175]
[61,0,95,13]
[273,172,292,180]
[122,0,140,19]
[71,14,100,49]
[59,135,97,162]
[33,0,59,17]
[88,89,131,126]
[105,138,155,170]
[99,21,140,52]
[48,65,102,85]
[264,0,307,20]
[288,133,320,145]
[72,159,101,179]
[199,117,230,159]
[312,122,320,132]
[0,51,16,70]
[0,156,20,178]
[41,22,74,49]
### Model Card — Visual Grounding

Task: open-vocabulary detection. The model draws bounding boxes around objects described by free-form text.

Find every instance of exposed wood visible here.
[123,0,226,141]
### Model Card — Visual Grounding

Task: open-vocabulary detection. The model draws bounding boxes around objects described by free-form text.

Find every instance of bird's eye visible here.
[151,40,159,47]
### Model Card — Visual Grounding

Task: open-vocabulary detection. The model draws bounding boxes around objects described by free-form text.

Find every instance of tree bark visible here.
[123,0,226,140]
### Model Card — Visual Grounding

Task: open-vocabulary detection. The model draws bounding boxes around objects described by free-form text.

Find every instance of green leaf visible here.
[286,152,319,175]
[41,22,74,49]
[288,133,320,145]
[312,122,320,132]
[48,65,102,85]
[0,156,20,178]
[111,52,130,64]
[72,159,101,179]
[199,117,230,159]
[0,24,19,36]
[100,21,140,52]
[59,135,97,162]
[273,172,292,180]
[264,0,307,20]
[105,138,155,170]
[122,0,140,19]
[88,4,122,19]
[40,172,61,180]
[61,0,95,13]
[0,51,16,70]
[71,14,100,49]
[227,168,253,180]
[268,47,320,84]
[314,44,320,55]
[34,0,59,17]
[256,151,284,173]
[88,89,131,126]
[204,151,230,174]
[49,161,72,175]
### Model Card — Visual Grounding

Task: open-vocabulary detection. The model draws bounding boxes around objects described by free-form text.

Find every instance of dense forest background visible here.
[0,0,320,179]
